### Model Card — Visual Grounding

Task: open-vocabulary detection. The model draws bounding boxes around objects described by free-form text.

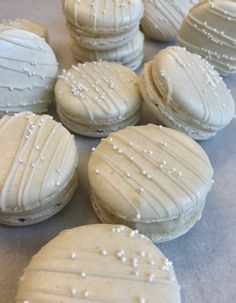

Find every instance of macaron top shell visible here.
[88,124,214,222]
[150,46,235,128]
[55,61,143,124]
[0,112,78,212]
[141,0,197,41]
[0,28,58,113]
[0,18,48,40]
[62,0,144,34]
[17,224,181,303]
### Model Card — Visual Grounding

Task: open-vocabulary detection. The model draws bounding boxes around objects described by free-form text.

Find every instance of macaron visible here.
[17,224,181,303]
[70,30,144,70]
[0,28,58,115]
[62,0,144,35]
[141,0,197,42]
[67,21,139,50]
[139,46,235,140]
[88,124,214,243]
[178,0,236,76]
[0,112,78,226]
[55,61,143,137]
[0,18,48,40]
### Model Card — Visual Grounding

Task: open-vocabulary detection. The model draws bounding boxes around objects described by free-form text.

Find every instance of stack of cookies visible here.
[61,0,144,70]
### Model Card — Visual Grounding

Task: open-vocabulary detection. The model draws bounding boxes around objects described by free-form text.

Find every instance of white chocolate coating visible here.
[70,30,144,70]
[66,21,138,50]
[88,124,213,224]
[0,112,78,218]
[141,0,197,42]
[178,0,236,75]
[55,61,143,136]
[0,18,48,40]
[17,224,181,303]
[139,46,235,140]
[0,28,58,114]
[62,0,144,34]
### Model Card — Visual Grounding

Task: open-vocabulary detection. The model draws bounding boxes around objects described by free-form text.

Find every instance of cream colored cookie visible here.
[55,61,143,137]
[70,30,144,70]
[62,0,144,35]
[0,28,58,115]
[88,124,214,242]
[66,21,139,50]
[139,46,235,140]
[0,112,78,226]
[17,224,181,303]
[0,18,48,41]
[141,0,197,42]
[178,0,236,75]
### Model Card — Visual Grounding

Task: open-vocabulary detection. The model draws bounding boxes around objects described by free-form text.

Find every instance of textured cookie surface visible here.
[139,46,235,139]
[55,61,143,125]
[0,18,48,40]
[178,0,236,75]
[0,28,58,114]
[89,124,213,222]
[17,224,181,303]
[0,112,77,213]
[62,0,144,34]
[141,0,197,41]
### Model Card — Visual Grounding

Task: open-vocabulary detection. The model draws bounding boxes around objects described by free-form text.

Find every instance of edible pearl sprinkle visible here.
[80,272,87,278]
[71,288,77,296]
[84,291,89,298]
[101,249,108,256]
[70,252,77,260]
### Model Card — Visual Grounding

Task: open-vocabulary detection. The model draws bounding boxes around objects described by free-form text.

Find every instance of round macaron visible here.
[16,224,181,303]
[139,46,235,140]
[0,18,48,41]
[55,61,143,137]
[141,0,197,42]
[178,0,236,76]
[62,0,144,35]
[88,124,214,243]
[70,31,144,70]
[0,112,78,226]
[0,28,58,115]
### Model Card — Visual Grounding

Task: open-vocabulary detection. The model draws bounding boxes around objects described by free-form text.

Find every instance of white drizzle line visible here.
[114,132,198,204]
[0,114,35,211]
[26,266,174,286]
[139,126,211,186]
[94,149,162,217]
[39,128,69,201]
[16,115,48,208]
[0,35,48,52]
[75,64,113,113]
[92,165,140,216]
[168,48,213,124]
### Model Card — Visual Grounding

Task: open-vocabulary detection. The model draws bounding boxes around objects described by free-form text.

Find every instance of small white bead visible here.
[80,272,87,279]
[91,147,96,152]
[70,252,77,260]
[71,288,77,296]
[139,298,146,303]
[84,291,89,298]
[101,249,108,256]
[95,169,100,175]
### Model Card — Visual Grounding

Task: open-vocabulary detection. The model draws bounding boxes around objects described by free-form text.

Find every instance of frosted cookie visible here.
[70,30,144,70]
[66,21,138,50]
[178,0,236,76]
[17,224,181,303]
[141,0,197,42]
[88,125,214,242]
[62,0,144,35]
[0,112,78,226]
[139,46,235,140]
[0,18,48,41]
[0,28,58,115]
[55,62,143,137]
